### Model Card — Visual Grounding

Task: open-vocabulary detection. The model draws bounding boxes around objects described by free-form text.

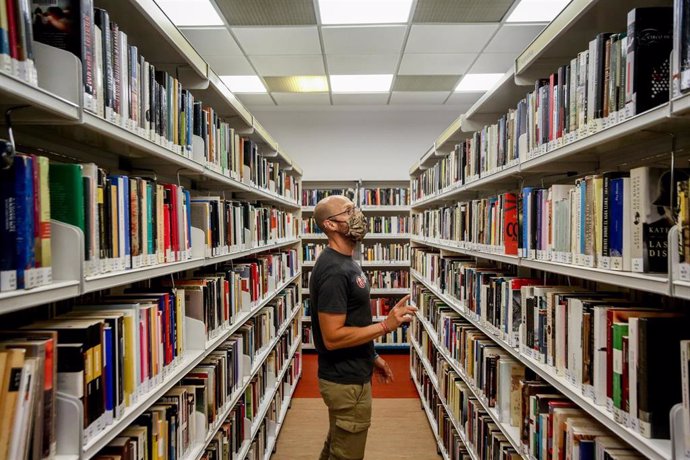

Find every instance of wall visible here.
[251,106,462,181]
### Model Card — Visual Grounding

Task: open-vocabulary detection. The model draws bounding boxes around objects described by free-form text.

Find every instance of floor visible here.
[271,352,441,460]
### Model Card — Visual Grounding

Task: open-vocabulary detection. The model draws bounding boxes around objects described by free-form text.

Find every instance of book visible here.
[625,7,673,115]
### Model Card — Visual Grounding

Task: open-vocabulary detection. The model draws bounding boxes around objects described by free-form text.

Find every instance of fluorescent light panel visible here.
[156,0,224,26]
[220,76,267,93]
[293,76,329,92]
[330,74,393,93]
[506,0,571,23]
[455,73,504,92]
[318,0,414,24]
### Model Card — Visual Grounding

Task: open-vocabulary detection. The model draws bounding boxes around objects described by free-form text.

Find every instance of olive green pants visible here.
[318,379,372,460]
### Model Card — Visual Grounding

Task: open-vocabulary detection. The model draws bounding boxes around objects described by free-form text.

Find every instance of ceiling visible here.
[175,0,548,110]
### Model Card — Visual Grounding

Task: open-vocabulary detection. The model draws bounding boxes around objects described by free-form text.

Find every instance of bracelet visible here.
[380,321,390,334]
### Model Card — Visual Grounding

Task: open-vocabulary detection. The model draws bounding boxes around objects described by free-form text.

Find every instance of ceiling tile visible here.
[272,93,331,105]
[468,53,514,73]
[413,0,513,23]
[332,94,390,105]
[446,91,483,106]
[393,75,459,91]
[405,24,499,54]
[180,27,244,56]
[250,55,325,76]
[232,27,321,55]
[399,53,475,75]
[326,54,400,74]
[205,55,255,74]
[484,24,546,53]
[390,91,450,104]
[322,26,407,55]
[215,0,317,26]
[236,93,276,106]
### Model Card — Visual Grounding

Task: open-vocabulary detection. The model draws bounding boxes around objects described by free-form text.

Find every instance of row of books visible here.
[191,197,299,258]
[411,248,687,440]
[362,243,410,262]
[0,154,302,293]
[366,270,410,289]
[301,323,313,347]
[365,216,410,235]
[302,243,326,262]
[0,154,52,292]
[412,351,520,460]
[412,193,516,256]
[412,337,645,460]
[301,188,355,206]
[0,252,299,452]
[359,187,409,206]
[412,6,673,203]
[411,164,676,274]
[519,166,674,274]
[13,3,299,202]
[93,324,299,460]
[215,354,300,460]
[0,0,36,84]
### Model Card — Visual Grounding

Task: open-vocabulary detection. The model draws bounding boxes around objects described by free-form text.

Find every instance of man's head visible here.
[314,195,368,243]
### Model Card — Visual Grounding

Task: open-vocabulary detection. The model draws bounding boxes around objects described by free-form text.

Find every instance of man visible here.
[309,195,417,460]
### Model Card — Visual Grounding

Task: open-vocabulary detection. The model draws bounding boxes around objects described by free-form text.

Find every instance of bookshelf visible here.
[300,180,411,350]
[407,2,690,459]
[0,0,304,458]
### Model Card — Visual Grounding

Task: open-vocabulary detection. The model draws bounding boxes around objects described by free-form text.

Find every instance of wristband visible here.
[380,321,390,334]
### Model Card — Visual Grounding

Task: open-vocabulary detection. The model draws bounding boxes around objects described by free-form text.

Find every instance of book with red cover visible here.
[163,184,179,261]
[503,192,518,255]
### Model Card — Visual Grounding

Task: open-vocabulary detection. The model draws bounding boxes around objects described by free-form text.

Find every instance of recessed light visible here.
[293,76,330,92]
[455,73,504,92]
[155,0,224,26]
[506,0,571,23]
[220,76,267,93]
[330,75,393,93]
[318,0,414,25]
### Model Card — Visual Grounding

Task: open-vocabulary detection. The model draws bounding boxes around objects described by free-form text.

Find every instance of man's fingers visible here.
[404,305,418,314]
[394,294,411,307]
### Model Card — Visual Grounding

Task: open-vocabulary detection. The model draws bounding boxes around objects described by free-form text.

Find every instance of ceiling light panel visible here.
[506,0,571,23]
[318,0,414,25]
[155,0,224,26]
[455,73,504,92]
[330,74,393,93]
[264,76,329,93]
[220,75,267,93]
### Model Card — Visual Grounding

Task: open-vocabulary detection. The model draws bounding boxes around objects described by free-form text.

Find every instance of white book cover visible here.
[8,358,37,460]
[567,298,585,385]
[593,307,612,405]
[628,317,640,426]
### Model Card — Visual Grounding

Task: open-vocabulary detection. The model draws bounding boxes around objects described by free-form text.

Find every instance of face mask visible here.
[344,209,368,241]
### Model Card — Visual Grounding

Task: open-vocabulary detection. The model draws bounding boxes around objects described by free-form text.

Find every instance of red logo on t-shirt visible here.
[356,275,366,288]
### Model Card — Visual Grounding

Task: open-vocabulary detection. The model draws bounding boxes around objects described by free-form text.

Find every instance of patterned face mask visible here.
[345,209,368,241]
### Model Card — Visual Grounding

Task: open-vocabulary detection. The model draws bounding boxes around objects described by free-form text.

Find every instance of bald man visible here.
[309,195,416,460]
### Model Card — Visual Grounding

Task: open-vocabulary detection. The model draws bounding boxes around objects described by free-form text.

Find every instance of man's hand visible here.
[374,355,394,384]
[383,294,417,332]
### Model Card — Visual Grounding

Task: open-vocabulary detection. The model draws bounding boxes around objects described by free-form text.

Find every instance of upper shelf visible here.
[461,70,531,131]
[94,0,208,80]
[514,0,670,84]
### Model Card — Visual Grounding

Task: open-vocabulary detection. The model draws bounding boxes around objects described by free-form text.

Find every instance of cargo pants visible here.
[318,379,373,460]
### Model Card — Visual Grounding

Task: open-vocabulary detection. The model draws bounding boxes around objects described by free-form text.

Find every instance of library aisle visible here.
[272,353,440,460]
[6,0,690,459]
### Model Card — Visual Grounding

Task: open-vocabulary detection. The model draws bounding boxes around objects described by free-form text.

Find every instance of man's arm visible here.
[319,295,416,351]
[318,313,385,350]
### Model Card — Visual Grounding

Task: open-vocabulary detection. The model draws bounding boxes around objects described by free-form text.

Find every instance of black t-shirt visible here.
[309,247,374,384]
